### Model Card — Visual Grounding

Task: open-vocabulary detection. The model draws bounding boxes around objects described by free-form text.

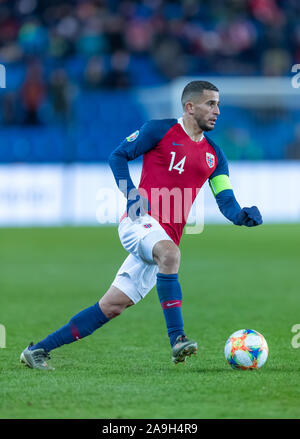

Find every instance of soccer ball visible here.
[224,329,268,370]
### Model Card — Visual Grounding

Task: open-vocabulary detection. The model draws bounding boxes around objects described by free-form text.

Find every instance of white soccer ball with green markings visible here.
[224,329,268,370]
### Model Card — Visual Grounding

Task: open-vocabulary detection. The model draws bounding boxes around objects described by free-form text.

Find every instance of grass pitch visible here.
[0,224,300,419]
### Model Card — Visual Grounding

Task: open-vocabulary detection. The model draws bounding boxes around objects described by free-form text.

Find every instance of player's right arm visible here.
[109,120,158,199]
[109,119,176,219]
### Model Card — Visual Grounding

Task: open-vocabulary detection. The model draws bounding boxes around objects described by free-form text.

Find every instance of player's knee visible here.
[159,247,181,272]
[99,286,134,319]
[107,305,123,319]
[100,303,122,319]
[99,300,133,320]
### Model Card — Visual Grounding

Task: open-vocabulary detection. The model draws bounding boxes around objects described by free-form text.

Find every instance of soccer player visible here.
[20,81,262,370]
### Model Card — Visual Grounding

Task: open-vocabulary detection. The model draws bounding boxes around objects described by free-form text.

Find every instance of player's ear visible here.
[185,101,194,115]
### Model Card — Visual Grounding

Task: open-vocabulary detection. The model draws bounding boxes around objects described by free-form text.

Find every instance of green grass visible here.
[1,224,300,419]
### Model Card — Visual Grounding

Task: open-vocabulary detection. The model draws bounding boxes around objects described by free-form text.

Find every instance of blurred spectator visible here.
[20,60,45,124]
[152,37,188,79]
[83,56,107,89]
[125,18,153,54]
[48,68,73,123]
[104,14,126,52]
[18,18,49,55]
[76,16,107,56]
[102,50,131,89]
[0,3,22,62]
[248,0,283,24]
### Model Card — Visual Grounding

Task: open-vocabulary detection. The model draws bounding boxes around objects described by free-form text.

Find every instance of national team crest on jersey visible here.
[126,130,139,142]
[206,152,215,168]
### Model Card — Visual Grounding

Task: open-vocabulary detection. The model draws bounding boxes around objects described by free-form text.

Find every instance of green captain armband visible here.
[209,174,232,197]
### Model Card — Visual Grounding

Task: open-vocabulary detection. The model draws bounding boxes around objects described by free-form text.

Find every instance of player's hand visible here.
[127,188,150,221]
[235,206,263,227]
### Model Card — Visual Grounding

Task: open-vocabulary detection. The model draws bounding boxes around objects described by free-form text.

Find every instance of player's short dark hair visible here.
[181,80,219,108]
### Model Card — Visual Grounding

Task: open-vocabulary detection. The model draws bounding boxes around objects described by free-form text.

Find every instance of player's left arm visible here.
[209,145,263,227]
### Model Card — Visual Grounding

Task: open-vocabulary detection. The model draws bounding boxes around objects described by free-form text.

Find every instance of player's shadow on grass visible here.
[257,366,299,373]
[192,366,299,373]
[192,367,233,373]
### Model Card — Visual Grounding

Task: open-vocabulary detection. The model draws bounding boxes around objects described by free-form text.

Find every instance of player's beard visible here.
[195,116,214,132]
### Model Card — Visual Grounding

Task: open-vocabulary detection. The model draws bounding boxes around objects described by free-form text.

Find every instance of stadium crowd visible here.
[0,0,299,160]
[0,0,299,77]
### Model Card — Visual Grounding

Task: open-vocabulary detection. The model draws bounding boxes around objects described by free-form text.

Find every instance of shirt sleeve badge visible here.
[126,130,140,142]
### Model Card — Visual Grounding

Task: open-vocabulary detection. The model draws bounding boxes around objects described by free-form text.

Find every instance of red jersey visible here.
[111,118,229,245]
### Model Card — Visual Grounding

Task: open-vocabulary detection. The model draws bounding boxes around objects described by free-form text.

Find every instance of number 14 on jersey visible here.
[168,151,186,174]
